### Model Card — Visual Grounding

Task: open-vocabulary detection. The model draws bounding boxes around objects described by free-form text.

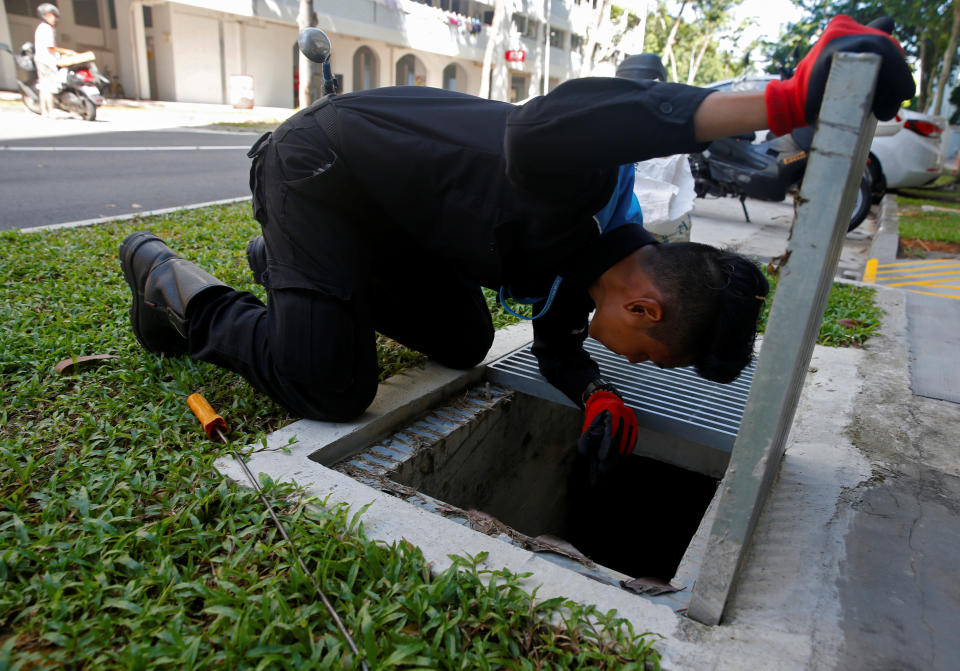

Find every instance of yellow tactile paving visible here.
[866,258,960,300]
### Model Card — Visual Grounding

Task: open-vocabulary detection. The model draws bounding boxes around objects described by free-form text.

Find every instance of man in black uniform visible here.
[119,16,913,468]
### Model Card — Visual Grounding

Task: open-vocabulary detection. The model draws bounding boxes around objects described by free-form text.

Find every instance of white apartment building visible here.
[0,0,615,108]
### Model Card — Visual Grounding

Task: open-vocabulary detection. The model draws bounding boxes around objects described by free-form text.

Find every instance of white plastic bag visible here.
[633,155,696,242]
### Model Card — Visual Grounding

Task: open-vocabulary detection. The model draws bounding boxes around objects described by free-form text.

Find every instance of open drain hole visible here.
[564,456,719,581]
[347,389,720,583]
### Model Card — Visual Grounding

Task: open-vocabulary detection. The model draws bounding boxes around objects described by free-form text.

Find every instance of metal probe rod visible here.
[187,394,368,670]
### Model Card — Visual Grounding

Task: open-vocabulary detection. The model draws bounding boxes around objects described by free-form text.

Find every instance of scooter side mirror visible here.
[298,28,331,64]
[297,27,338,96]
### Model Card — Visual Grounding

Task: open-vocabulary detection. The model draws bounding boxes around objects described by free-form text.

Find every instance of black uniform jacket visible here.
[285,77,712,406]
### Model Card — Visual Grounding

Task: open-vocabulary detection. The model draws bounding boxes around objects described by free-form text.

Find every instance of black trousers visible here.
[187,112,494,421]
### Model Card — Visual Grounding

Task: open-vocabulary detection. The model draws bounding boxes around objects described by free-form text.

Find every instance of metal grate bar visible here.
[486,337,756,451]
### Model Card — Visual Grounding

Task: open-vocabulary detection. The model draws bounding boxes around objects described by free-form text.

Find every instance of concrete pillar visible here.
[0,2,17,91]
[114,0,151,100]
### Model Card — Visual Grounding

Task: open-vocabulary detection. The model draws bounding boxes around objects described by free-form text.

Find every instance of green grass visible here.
[896,195,960,245]
[0,203,659,669]
[758,268,883,347]
[895,174,960,204]
[205,121,288,133]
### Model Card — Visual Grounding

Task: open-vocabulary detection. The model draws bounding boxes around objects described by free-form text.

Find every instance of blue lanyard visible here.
[497,275,563,321]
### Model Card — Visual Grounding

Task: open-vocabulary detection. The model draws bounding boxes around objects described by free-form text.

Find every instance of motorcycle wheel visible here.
[22,93,41,116]
[847,171,872,232]
[81,98,97,121]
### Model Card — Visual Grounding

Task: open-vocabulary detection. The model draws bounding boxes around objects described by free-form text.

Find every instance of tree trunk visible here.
[687,34,711,85]
[582,0,612,74]
[661,0,687,81]
[297,0,314,108]
[934,0,960,116]
[479,0,507,99]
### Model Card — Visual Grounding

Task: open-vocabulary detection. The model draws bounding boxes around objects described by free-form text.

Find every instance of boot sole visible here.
[246,235,266,286]
[119,232,187,356]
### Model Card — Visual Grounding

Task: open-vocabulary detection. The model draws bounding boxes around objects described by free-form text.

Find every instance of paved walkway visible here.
[0,90,294,136]
[866,197,960,402]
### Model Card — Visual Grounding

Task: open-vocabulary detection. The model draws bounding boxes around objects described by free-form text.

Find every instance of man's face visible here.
[589,307,689,369]
[44,12,58,25]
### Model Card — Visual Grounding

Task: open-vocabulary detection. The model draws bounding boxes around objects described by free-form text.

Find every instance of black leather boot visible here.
[119,231,226,355]
[246,235,266,286]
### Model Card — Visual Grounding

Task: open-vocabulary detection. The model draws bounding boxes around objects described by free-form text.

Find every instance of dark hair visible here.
[644,242,769,383]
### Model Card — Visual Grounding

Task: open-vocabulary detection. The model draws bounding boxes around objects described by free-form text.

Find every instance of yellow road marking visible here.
[900,288,960,299]
[870,258,960,300]
[885,278,960,288]
[877,259,958,268]
[876,262,960,273]
[876,269,960,281]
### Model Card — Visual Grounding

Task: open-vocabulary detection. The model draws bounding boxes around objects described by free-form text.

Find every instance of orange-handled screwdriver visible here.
[187,393,228,441]
[187,393,367,669]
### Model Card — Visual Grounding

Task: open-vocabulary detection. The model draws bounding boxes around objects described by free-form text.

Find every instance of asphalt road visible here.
[0,106,263,231]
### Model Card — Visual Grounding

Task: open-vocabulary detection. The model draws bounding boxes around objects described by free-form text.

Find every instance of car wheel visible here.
[848,171,873,232]
[866,152,886,203]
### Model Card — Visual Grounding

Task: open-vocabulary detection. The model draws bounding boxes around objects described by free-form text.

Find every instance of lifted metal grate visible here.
[486,338,755,451]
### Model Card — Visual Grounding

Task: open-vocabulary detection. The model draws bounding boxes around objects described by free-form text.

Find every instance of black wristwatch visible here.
[581,378,621,406]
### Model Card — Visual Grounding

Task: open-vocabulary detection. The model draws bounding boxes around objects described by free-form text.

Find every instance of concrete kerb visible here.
[19,196,252,234]
[1,90,294,126]
[866,193,900,266]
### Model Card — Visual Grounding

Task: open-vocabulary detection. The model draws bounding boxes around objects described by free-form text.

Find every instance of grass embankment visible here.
[206,121,287,134]
[0,204,661,670]
[758,267,883,347]
[897,192,960,257]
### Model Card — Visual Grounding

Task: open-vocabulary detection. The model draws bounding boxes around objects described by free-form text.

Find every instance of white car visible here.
[705,75,946,194]
[870,109,945,190]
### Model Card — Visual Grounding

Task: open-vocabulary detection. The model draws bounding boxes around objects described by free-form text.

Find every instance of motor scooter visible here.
[687,125,874,232]
[15,42,108,121]
[687,126,874,231]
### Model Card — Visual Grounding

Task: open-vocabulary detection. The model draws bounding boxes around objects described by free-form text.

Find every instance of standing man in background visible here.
[34,3,68,117]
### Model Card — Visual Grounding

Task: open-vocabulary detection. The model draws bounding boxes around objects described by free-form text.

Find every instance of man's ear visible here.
[624,297,663,323]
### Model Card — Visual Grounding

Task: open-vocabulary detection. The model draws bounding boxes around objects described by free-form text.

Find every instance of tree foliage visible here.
[578,1,752,85]
[643,0,756,84]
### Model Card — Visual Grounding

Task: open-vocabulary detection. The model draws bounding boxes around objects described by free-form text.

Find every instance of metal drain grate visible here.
[486,338,755,451]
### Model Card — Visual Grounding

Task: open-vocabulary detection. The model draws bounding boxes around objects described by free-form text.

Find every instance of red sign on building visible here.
[505,50,526,63]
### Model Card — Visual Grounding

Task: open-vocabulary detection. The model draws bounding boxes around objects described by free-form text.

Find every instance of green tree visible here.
[643,0,750,85]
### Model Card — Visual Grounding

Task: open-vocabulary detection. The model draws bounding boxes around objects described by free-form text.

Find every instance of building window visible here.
[353,46,378,91]
[143,5,153,28]
[396,54,426,86]
[5,0,56,17]
[549,27,565,49]
[571,34,583,51]
[73,0,100,27]
[509,74,529,104]
[107,0,116,28]
[511,13,539,40]
[442,63,467,93]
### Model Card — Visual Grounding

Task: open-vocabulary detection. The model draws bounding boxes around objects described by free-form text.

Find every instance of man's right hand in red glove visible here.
[765,14,915,136]
[578,387,638,476]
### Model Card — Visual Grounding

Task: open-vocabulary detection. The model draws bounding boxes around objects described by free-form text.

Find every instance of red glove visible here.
[765,15,914,136]
[579,390,638,462]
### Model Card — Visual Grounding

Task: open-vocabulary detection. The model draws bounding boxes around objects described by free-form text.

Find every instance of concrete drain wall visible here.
[333,383,720,608]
